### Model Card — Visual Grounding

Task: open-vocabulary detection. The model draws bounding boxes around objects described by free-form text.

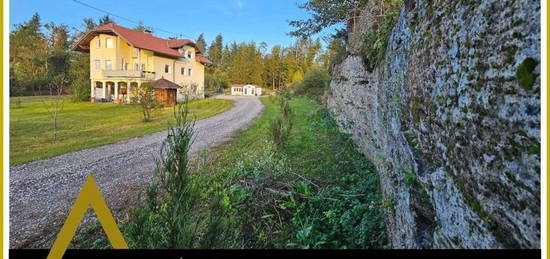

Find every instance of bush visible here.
[294,67,329,100]
[361,0,402,71]
[269,95,293,150]
[125,102,225,248]
[70,78,90,102]
[131,82,161,122]
[205,73,228,96]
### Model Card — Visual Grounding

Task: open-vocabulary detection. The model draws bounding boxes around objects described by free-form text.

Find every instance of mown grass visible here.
[9,96,234,165]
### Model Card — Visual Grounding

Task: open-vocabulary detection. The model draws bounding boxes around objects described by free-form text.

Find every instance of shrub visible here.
[131,82,161,122]
[402,169,416,186]
[70,78,90,102]
[327,34,348,70]
[516,57,537,91]
[294,67,329,100]
[269,96,293,150]
[125,102,225,248]
[361,0,402,71]
[205,73,228,96]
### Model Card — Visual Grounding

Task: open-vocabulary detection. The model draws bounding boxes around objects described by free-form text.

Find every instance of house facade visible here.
[73,23,212,104]
[231,84,262,96]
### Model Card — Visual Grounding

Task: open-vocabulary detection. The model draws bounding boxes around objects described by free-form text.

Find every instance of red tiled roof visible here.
[197,55,213,65]
[153,77,180,89]
[73,23,212,65]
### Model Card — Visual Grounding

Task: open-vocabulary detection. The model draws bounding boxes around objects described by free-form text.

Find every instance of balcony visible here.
[102,70,155,79]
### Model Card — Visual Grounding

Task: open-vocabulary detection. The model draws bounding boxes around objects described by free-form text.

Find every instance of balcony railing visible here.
[102,70,155,79]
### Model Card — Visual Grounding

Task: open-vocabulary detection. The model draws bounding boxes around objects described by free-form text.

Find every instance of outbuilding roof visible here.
[231,84,261,88]
[153,78,180,89]
[73,23,212,65]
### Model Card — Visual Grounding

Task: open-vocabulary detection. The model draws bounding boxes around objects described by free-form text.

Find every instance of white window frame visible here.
[105,60,112,70]
[93,60,100,71]
[165,64,171,73]
[187,68,192,76]
[105,37,114,48]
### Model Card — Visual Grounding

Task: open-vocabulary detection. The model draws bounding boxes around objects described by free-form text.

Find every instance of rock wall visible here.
[327,0,540,248]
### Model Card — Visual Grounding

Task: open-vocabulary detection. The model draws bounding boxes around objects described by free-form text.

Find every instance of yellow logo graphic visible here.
[47,175,128,259]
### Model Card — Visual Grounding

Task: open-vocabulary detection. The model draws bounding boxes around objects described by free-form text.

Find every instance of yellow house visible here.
[73,23,212,104]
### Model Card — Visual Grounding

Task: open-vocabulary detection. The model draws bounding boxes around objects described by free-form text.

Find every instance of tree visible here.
[44,74,69,141]
[134,21,152,33]
[289,0,364,38]
[69,51,91,101]
[10,13,48,95]
[207,34,223,67]
[70,18,97,101]
[131,82,161,122]
[196,34,207,53]
[98,14,115,25]
[294,67,330,99]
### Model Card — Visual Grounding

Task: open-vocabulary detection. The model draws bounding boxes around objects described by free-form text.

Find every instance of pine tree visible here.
[98,14,115,25]
[10,13,48,95]
[134,21,151,33]
[207,35,223,67]
[196,34,207,53]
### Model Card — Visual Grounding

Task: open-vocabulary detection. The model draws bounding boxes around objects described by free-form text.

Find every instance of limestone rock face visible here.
[327,0,540,248]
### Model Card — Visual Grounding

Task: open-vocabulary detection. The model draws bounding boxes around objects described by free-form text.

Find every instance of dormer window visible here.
[187,51,192,59]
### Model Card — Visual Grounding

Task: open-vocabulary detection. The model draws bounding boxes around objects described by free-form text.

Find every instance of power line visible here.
[71,0,195,39]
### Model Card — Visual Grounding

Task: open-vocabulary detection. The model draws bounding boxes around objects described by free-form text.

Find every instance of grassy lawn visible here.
[9,96,234,165]
[93,96,387,249]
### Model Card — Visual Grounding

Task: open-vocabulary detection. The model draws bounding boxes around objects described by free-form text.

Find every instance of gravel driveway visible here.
[9,95,263,248]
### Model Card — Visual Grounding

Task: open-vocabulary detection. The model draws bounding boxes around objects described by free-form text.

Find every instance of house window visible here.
[95,38,101,48]
[135,63,139,71]
[105,60,112,70]
[105,37,114,48]
[93,60,100,71]
[181,67,185,75]
[187,51,192,59]
[141,63,146,71]
[133,48,139,57]
[165,64,171,73]
[187,68,192,76]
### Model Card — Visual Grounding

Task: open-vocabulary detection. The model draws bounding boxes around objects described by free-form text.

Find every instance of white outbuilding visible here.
[231,84,262,96]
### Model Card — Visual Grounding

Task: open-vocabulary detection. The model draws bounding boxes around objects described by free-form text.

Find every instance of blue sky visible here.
[10,0,337,49]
